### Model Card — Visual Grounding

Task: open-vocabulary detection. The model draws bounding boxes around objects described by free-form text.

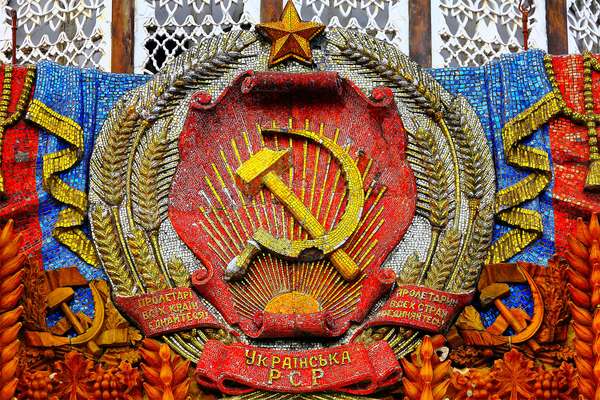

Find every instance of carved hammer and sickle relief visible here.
[225,127,365,281]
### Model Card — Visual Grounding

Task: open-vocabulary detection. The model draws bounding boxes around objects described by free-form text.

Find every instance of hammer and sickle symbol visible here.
[225,127,365,281]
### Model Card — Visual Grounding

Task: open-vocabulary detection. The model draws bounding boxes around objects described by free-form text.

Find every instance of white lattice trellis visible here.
[133,0,260,74]
[291,0,409,54]
[0,0,111,69]
[0,1,599,72]
[431,0,547,67]
[567,0,600,53]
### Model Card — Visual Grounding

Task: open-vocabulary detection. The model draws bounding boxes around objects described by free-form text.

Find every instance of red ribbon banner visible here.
[195,340,402,395]
[115,288,222,337]
[362,284,474,333]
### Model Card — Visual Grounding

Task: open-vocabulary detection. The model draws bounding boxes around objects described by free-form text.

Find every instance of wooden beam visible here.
[546,0,568,54]
[261,0,283,23]
[409,0,432,67]
[112,0,135,73]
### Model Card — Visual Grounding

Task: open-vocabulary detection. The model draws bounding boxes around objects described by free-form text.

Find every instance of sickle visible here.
[69,281,105,344]
[254,127,364,258]
[24,281,106,347]
[485,265,544,344]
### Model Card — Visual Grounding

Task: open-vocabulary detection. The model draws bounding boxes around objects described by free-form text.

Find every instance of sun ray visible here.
[315,128,339,223]
[230,286,260,318]
[299,261,311,293]
[219,149,257,232]
[308,260,329,299]
[360,254,375,272]
[347,186,386,248]
[357,240,378,266]
[229,254,366,322]
[316,273,346,306]
[197,204,237,258]
[250,255,274,298]
[300,136,308,239]
[344,210,385,265]
[323,163,343,230]
[231,294,257,315]
[206,240,228,265]
[329,289,361,311]
[269,255,282,293]
[330,189,347,233]
[195,209,230,261]
[349,217,384,260]
[243,274,271,308]
[235,277,267,311]
[203,175,243,251]
[347,207,384,255]
[320,278,363,310]
[210,163,249,240]
[287,118,295,238]
[308,128,321,214]
[361,158,373,182]
[258,124,282,238]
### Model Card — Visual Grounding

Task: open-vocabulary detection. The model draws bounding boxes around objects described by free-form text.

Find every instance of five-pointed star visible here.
[257,1,325,66]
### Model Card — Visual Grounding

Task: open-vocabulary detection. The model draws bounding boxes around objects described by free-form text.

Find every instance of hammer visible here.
[228,148,359,280]
[47,287,101,355]
[480,283,540,352]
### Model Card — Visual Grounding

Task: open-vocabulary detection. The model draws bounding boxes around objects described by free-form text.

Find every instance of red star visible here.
[256,1,325,66]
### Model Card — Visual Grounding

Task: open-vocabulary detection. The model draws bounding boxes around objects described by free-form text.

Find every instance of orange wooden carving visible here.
[565,213,600,399]
[0,220,25,399]
[141,339,191,400]
[401,335,451,400]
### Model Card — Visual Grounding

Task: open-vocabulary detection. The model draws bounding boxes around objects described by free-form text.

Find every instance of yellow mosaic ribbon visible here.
[27,99,99,266]
[487,91,561,263]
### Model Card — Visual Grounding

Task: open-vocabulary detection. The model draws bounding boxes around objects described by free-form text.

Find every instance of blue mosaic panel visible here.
[31,62,149,322]
[430,50,556,266]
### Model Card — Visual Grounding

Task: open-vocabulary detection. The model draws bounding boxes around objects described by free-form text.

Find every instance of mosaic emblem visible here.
[169,72,415,339]
[89,26,496,397]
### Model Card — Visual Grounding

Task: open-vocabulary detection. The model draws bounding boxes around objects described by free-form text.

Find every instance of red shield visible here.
[168,71,416,338]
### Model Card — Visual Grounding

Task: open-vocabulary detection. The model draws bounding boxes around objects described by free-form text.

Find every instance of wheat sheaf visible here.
[92,205,134,296]
[91,101,140,206]
[410,128,450,229]
[132,126,173,233]
[128,228,166,291]
[424,229,461,289]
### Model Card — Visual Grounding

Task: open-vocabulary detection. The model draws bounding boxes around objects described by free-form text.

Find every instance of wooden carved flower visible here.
[532,362,577,400]
[54,351,94,400]
[117,361,143,399]
[449,369,492,400]
[490,349,535,400]
[18,370,60,400]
